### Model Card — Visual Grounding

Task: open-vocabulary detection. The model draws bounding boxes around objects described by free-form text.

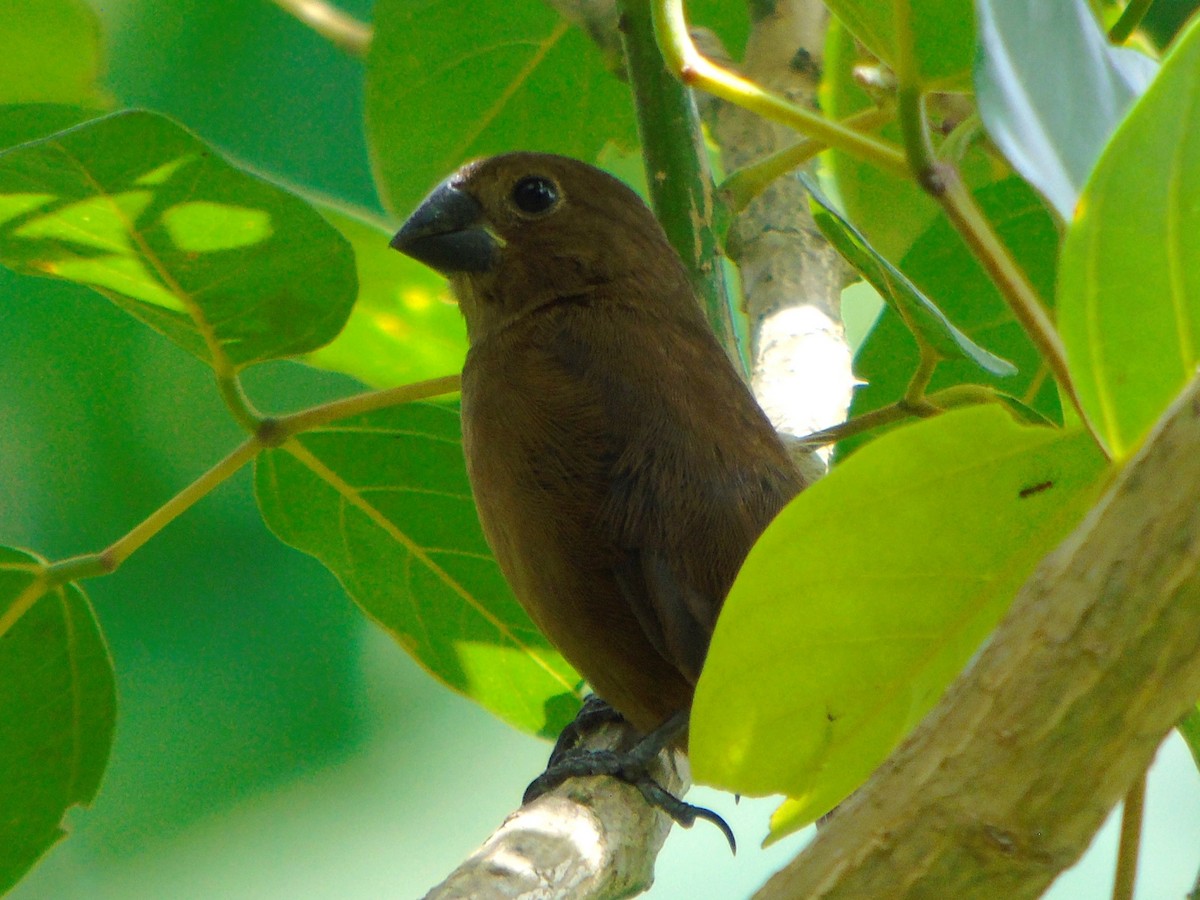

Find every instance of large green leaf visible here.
[825,0,976,89]
[305,203,467,388]
[255,400,581,738]
[0,0,104,106]
[804,174,1014,377]
[0,547,116,893]
[844,178,1062,458]
[0,110,356,368]
[1058,16,1200,460]
[691,407,1107,839]
[366,0,637,216]
[0,104,98,153]
[975,0,1158,220]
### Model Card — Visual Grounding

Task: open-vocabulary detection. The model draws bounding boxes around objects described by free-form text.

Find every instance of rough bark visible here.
[712,0,853,459]
[423,721,680,900]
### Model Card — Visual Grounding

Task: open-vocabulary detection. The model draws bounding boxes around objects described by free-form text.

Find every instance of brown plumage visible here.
[392,152,805,735]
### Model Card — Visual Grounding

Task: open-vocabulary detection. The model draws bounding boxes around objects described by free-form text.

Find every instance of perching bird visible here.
[391,152,804,753]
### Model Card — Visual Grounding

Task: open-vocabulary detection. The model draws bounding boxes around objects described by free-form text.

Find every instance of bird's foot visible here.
[546,693,625,766]
[524,705,736,853]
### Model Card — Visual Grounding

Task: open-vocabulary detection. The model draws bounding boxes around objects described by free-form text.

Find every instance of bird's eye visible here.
[511,176,560,215]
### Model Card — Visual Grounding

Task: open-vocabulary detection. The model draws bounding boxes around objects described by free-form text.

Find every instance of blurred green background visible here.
[2,0,1197,896]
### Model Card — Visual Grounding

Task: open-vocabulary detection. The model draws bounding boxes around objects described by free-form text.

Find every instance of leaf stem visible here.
[619,0,743,371]
[796,384,1009,449]
[0,373,462,640]
[51,435,264,583]
[903,345,940,407]
[273,373,461,434]
[650,0,909,177]
[1112,772,1146,900]
[217,369,264,434]
[270,0,372,56]
[1109,0,1154,43]
[890,0,1108,459]
[0,574,50,641]
[719,105,894,215]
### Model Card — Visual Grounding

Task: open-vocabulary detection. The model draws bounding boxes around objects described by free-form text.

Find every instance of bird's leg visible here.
[546,693,625,766]
[524,706,736,853]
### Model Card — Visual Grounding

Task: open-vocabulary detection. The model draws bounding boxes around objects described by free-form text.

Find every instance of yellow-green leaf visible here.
[1058,16,1200,459]
[691,407,1107,840]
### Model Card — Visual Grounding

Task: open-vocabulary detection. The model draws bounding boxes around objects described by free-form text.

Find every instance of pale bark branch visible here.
[757,372,1200,899]
[712,0,853,471]
[422,721,681,900]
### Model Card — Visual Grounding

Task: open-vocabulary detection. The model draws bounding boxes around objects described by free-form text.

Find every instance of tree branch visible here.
[711,0,851,476]
[756,372,1200,898]
[422,720,681,899]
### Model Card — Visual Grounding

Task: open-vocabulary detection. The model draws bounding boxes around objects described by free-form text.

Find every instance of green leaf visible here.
[0,547,116,894]
[0,104,98,152]
[821,19,998,262]
[803,174,1014,377]
[1058,16,1200,460]
[255,400,581,738]
[844,178,1063,458]
[1179,704,1200,770]
[0,0,104,106]
[825,0,976,89]
[304,203,467,388]
[691,406,1107,839]
[0,110,357,368]
[975,0,1158,220]
[365,0,637,215]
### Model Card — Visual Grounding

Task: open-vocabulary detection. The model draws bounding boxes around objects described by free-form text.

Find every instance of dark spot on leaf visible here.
[1019,480,1053,499]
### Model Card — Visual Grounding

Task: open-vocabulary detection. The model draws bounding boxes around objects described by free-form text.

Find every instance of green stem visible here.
[0,575,49,641]
[720,105,894,215]
[903,345,940,406]
[651,0,909,177]
[939,176,1102,451]
[937,113,983,166]
[0,373,462,641]
[217,369,263,434]
[1109,0,1154,43]
[890,0,1107,458]
[1112,773,1146,900]
[0,435,263,640]
[796,383,1006,449]
[619,0,743,372]
[55,436,264,581]
[274,373,461,434]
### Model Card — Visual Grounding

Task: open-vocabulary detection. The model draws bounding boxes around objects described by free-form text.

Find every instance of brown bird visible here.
[391,153,804,827]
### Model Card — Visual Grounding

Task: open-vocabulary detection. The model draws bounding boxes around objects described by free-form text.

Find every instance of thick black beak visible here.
[390,180,499,275]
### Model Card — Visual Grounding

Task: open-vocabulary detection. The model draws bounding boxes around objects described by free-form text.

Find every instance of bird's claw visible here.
[525,705,736,853]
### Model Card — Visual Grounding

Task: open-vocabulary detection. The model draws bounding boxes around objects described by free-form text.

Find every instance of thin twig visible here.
[1112,772,1146,900]
[651,0,908,176]
[1109,0,1154,43]
[719,104,894,214]
[889,0,1107,457]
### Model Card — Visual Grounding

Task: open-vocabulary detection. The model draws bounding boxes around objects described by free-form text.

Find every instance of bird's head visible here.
[390,152,697,343]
